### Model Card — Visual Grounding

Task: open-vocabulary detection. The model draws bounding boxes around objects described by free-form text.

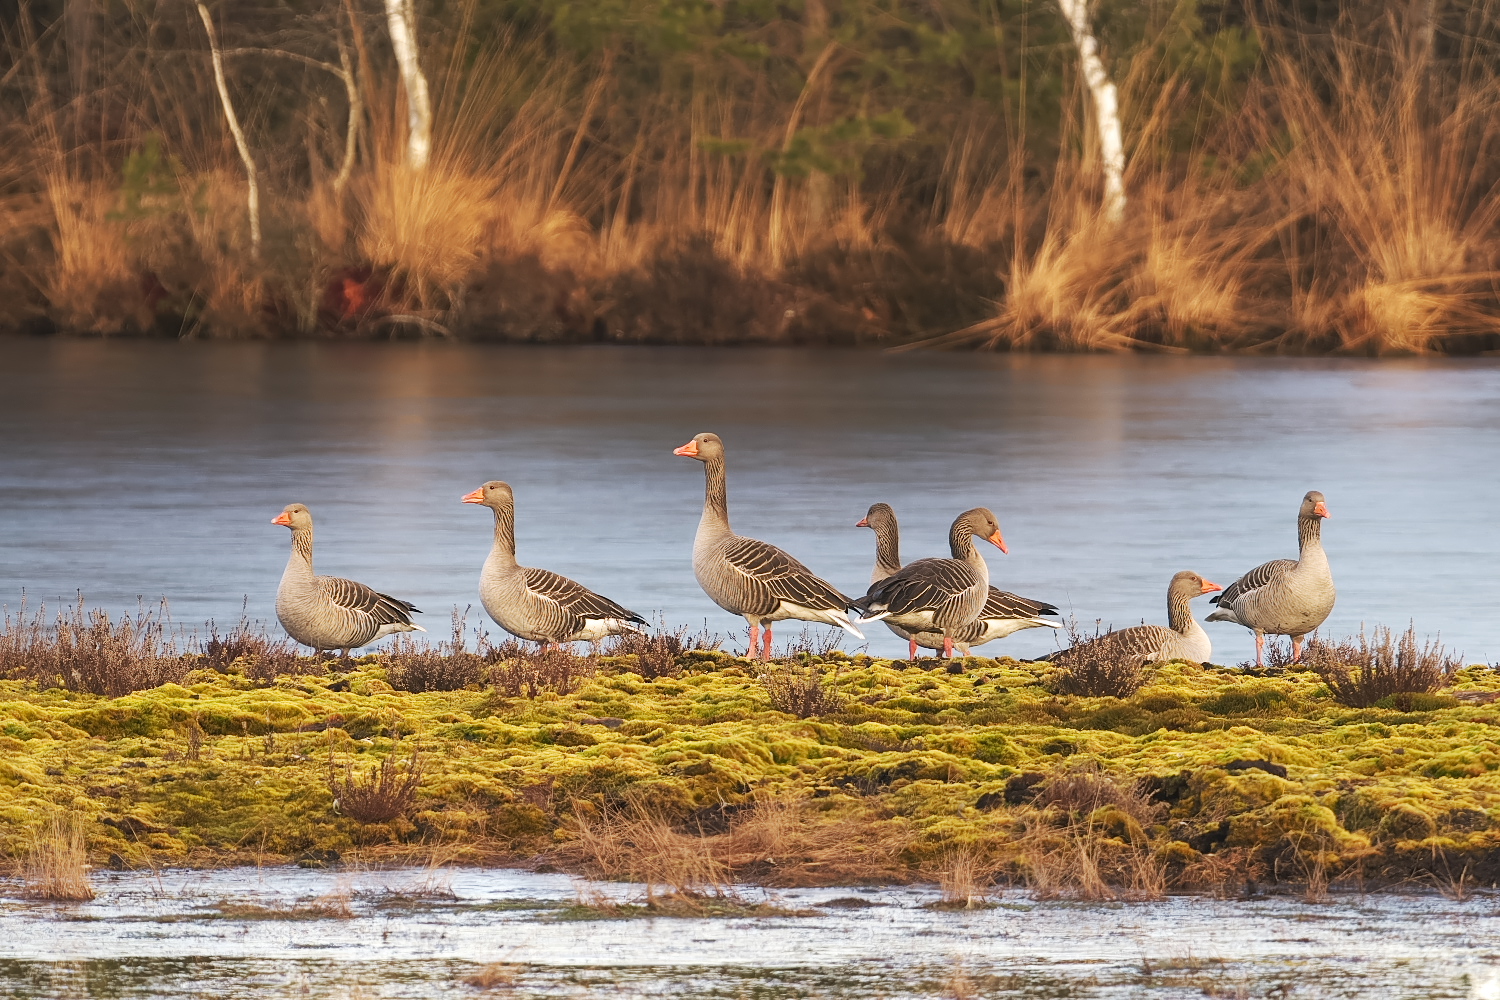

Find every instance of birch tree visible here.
[195,2,261,257]
[384,0,432,170]
[1057,0,1125,223]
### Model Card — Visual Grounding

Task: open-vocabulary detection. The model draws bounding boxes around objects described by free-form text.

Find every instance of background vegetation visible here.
[3,0,1500,351]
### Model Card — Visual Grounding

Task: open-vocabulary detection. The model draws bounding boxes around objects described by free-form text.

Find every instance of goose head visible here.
[461,481,515,509]
[271,503,312,530]
[1170,570,1222,600]
[673,432,725,463]
[1300,491,1330,520]
[957,507,1007,554]
[857,502,896,531]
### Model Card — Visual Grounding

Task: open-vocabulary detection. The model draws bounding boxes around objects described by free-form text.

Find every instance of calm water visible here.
[0,866,1495,998]
[1,339,1497,664]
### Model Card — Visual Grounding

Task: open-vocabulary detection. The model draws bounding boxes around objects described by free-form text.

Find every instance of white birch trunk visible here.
[383,0,432,170]
[1057,0,1125,224]
[195,3,261,257]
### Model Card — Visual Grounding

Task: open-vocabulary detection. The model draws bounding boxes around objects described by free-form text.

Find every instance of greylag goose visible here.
[271,503,424,657]
[1048,571,1221,667]
[462,481,647,645]
[674,432,864,660]
[852,507,1006,659]
[857,503,1060,658]
[1206,490,1335,666]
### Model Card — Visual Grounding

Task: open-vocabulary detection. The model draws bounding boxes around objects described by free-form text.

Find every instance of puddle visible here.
[1,867,1497,997]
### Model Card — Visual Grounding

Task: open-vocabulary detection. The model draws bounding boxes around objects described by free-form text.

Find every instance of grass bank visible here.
[2,631,1499,898]
[4,1,1500,351]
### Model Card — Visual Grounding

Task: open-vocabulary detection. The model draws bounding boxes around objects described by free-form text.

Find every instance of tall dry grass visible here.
[23,813,95,902]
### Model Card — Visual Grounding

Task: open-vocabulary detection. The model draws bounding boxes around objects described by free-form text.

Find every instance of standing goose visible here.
[1206,490,1335,666]
[272,503,424,657]
[674,432,864,660]
[852,507,1007,659]
[857,503,1060,658]
[462,481,647,644]
[1047,571,1221,667]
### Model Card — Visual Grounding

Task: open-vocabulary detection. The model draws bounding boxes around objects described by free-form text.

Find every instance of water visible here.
[0,866,1496,998]
[1,339,1498,665]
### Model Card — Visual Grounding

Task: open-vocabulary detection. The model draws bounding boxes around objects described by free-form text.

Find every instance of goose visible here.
[852,507,1006,659]
[462,481,647,645]
[1206,490,1335,666]
[674,432,864,660]
[857,502,1060,658]
[271,503,424,657]
[1047,571,1221,667]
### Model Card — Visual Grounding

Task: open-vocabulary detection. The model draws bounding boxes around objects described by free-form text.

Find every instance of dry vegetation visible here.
[2,1,1497,351]
[1,603,1497,899]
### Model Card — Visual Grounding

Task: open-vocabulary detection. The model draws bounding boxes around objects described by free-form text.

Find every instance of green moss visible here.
[0,656,1495,883]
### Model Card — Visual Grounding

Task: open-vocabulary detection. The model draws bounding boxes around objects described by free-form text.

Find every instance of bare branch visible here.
[195,2,260,257]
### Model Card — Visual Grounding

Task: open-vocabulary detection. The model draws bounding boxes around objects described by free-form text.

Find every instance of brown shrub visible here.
[718,796,915,886]
[200,611,305,682]
[23,813,95,902]
[489,643,597,698]
[1046,620,1145,699]
[0,596,190,697]
[328,750,424,823]
[761,664,845,718]
[1306,625,1461,708]
[386,608,491,693]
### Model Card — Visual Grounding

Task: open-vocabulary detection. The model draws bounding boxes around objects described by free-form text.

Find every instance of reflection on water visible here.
[0,867,1493,998]
[1,340,1497,664]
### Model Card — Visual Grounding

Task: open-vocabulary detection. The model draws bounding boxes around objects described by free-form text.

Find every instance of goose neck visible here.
[871,522,902,582]
[287,527,315,575]
[489,503,519,568]
[1297,515,1323,554]
[1167,586,1196,634]
[700,455,732,535]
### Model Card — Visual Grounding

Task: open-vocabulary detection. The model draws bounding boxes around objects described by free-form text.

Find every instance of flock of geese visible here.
[272,432,1337,670]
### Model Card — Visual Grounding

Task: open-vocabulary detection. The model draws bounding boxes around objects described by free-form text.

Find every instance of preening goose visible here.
[674,432,864,660]
[853,507,1006,659]
[1206,490,1335,666]
[272,503,424,657]
[857,502,1060,658]
[462,481,647,644]
[1047,570,1221,667]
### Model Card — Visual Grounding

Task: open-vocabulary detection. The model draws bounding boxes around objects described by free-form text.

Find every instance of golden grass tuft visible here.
[23,813,95,902]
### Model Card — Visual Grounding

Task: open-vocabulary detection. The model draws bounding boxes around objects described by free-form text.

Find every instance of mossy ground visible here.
[3,650,1499,890]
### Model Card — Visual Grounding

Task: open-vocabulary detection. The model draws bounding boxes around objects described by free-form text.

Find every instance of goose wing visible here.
[722,535,855,613]
[1049,624,1175,666]
[1214,559,1297,607]
[980,588,1059,620]
[317,576,421,627]
[858,557,981,616]
[521,567,646,624]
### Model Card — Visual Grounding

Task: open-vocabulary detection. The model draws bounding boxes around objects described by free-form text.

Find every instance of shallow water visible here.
[1,340,1498,664]
[0,867,1495,998]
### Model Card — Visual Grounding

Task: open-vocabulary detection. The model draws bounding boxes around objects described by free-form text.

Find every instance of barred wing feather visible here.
[522,567,647,624]
[317,576,421,626]
[721,536,854,613]
[1214,559,1297,608]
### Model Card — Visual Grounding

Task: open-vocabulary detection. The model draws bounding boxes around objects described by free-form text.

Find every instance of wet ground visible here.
[1,866,1496,998]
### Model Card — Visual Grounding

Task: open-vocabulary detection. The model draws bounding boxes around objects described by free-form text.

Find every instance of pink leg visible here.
[748,623,761,660]
[909,638,918,661]
[1255,632,1265,668]
[1292,635,1304,662]
[943,636,954,659]
[762,623,774,661]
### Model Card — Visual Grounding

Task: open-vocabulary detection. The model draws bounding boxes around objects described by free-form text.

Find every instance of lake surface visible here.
[0,866,1496,998]
[1,339,1497,665]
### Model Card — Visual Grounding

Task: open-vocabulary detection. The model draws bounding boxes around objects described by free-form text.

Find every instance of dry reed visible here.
[22,813,95,902]
[761,663,846,718]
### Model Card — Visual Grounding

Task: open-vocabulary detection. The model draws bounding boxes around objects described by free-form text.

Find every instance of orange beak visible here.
[856,517,869,527]
[271,512,292,526]
[461,488,485,504]
[1201,579,1223,595]
[988,530,1008,554]
[673,440,699,457]
[1314,501,1330,519]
